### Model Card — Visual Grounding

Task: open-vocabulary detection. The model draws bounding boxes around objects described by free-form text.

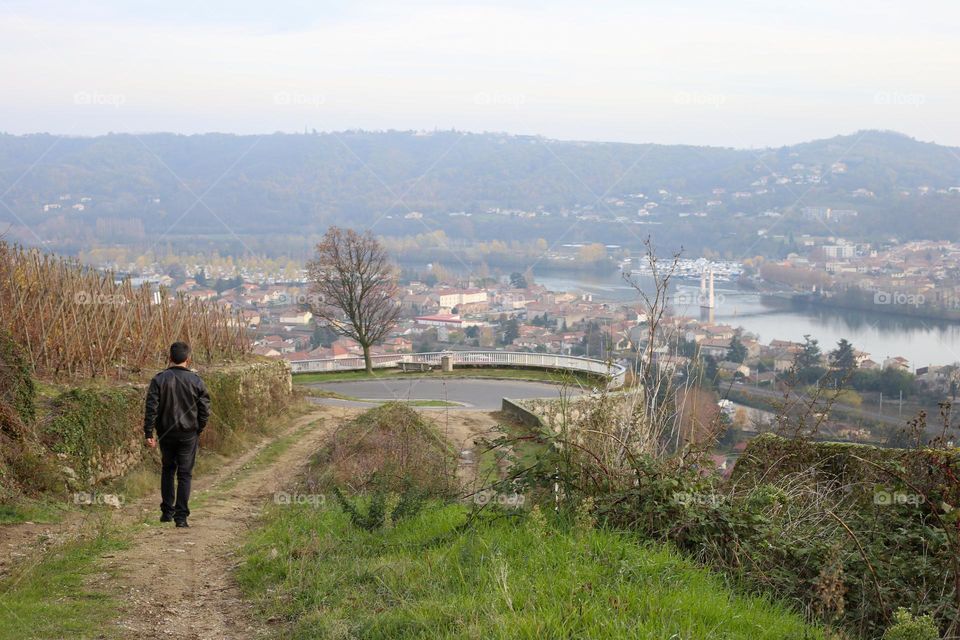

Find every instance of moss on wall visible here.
[43,386,143,483]
[199,359,292,452]
[1,358,293,498]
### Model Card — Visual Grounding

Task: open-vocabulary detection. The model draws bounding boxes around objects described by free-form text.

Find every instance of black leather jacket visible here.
[143,366,211,439]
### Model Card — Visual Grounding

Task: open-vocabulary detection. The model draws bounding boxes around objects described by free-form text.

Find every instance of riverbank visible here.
[791,290,960,323]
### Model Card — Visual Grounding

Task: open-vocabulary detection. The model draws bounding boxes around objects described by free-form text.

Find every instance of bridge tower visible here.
[699,268,715,323]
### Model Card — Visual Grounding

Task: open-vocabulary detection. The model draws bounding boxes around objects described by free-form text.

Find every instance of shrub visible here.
[200,360,291,453]
[306,402,457,497]
[0,330,36,431]
[515,406,959,638]
[882,609,941,640]
[332,486,426,531]
[0,332,39,498]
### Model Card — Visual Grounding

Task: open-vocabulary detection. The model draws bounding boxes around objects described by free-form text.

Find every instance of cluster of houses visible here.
[279,281,643,362]
[161,275,650,363]
[42,193,92,213]
[650,317,919,385]
[766,240,960,314]
[143,264,950,397]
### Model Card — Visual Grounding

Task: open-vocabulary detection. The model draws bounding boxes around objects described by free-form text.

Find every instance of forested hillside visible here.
[1,130,958,256]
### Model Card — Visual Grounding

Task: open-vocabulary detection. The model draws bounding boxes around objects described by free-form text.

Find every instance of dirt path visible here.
[85,405,358,640]
[93,405,508,640]
[3,405,513,639]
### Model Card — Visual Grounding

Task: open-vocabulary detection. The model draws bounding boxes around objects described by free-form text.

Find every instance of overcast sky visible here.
[1,0,957,147]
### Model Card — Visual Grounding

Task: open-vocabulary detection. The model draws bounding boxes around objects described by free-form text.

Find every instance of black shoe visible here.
[175,520,189,528]
[160,514,174,523]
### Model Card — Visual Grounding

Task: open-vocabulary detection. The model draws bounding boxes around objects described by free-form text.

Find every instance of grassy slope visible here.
[0,407,317,639]
[0,525,127,640]
[238,502,822,640]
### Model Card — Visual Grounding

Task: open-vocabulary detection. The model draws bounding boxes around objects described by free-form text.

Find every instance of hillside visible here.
[1,130,958,256]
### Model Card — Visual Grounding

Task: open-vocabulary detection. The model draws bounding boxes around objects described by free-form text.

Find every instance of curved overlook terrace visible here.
[289,350,627,388]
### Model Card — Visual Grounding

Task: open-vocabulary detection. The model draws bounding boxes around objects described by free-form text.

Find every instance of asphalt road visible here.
[307,378,582,410]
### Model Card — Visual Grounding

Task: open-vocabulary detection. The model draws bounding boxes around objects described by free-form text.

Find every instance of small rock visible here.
[101,494,124,509]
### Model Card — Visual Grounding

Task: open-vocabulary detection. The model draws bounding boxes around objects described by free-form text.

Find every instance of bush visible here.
[517,418,959,639]
[883,609,941,640]
[0,330,36,431]
[306,402,457,497]
[332,486,426,532]
[0,332,39,498]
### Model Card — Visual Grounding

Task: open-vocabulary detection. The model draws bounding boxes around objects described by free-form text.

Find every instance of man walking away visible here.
[143,342,211,528]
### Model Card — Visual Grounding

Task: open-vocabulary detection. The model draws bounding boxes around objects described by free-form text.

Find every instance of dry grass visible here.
[305,402,457,496]
[0,241,249,380]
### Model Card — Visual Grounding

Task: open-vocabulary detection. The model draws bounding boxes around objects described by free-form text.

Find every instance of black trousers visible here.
[159,432,199,522]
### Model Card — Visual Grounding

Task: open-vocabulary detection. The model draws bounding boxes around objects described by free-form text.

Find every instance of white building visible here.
[279,311,313,325]
[437,289,487,310]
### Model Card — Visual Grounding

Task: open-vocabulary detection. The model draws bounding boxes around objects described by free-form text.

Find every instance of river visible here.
[533,269,960,368]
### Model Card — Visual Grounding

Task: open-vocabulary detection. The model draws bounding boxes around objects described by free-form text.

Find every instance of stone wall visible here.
[3,358,293,496]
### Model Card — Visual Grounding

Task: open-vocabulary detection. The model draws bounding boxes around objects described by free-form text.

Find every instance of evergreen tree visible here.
[311,323,337,349]
[502,318,520,345]
[727,334,748,363]
[509,271,528,289]
[829,338,857,383]
[794,334,826,384]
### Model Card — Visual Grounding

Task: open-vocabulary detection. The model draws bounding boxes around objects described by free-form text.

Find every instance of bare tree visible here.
[307,227,401,373]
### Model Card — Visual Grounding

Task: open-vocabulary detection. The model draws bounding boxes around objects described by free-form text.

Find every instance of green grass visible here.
[293,367,600,387]
[0,523,127,640]
[0,499,70,525]
[400,399,462,407]
[300,387,364,401]
[238,502,823,639]
[303,386,462,407]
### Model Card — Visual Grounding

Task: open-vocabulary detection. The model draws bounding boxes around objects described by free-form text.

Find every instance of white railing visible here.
[289,350,627,388]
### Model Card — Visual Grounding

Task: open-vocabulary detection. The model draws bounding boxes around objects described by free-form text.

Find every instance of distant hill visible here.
[1,130,958,255]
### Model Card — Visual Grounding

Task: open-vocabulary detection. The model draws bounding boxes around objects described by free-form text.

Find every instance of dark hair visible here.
[169,342,191,365]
